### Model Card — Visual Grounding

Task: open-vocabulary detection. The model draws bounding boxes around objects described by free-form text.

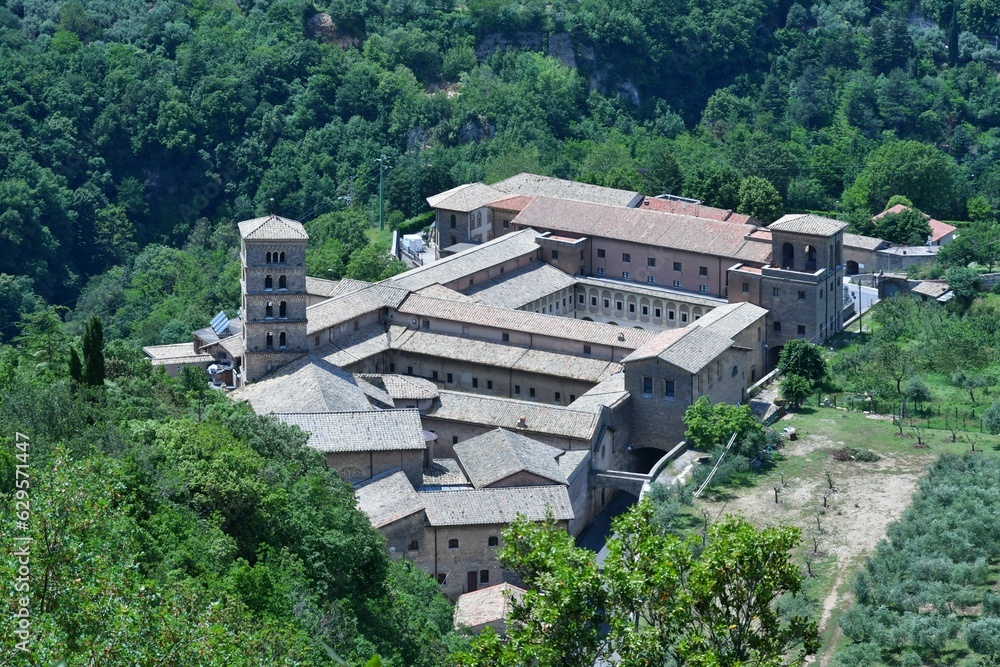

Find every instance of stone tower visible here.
[237,215,309,384]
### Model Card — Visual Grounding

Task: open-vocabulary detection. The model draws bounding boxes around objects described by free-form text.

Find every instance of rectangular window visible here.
[472,377,478,388]
[742,282,749,293]
[820,289,824,298]
[570,395,576,402]
[673,280,682,288]
[551,250,559,260]
[655,308,662,318]
[647,257,656,267]
[643,377,653,395]
[699,285,708,293]
[616,300,623,311]
[584,345,592,355]
[452,436,458,445]
[406,366,413,375]
[591,296,598,306]
[774,321,782,332]
[798,290,806,300]
[623,271,631,279]
[502,219,509,229]
[681,313,688,323]
[514,385,521,394]
[798,325,806,335]
[622,253,631,263]
[315,335,320,346]
[432,370,439,380]
[487,380,493,390]
[597,248,606,258]
[389,363,395,373]
[699,266,708,277]
[578,294,584,303]
[449,538,458,548]
[647,276,656,284]
[673,262,682,272]
[422,319,430,329]
[502,332,510,342]
[668,311,675,320]
[529,387,536,397]
[604,298,610,308]
[480,569,490,584]
[555,392,561,401]
[408,540,418,551]
[642,306,648,315]
[447,373,453,383]
[597,267,605,275]
[773,287,780,296]
[665,380,675,398]
[629,303,636,313]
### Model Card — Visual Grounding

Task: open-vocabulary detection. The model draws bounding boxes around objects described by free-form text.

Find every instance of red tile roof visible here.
[486,195,534,212]
[641,197,757,225]
[872,205,956,243]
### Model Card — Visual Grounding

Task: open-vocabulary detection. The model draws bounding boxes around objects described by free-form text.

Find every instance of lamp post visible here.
[375,156,390,231]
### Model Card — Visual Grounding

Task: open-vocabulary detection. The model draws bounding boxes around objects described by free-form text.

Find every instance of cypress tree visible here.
[68,347,83,384]
[82,315,105,387]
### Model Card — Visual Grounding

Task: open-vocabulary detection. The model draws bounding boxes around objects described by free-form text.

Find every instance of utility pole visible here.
[375,156,390,230]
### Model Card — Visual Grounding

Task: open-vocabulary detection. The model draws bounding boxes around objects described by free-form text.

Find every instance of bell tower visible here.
[237,214,309,383]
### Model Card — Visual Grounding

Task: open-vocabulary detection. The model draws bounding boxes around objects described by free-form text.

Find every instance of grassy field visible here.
[691,406,1000,666]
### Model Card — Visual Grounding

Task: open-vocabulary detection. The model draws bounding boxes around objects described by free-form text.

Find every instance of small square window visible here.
[673,280,682,288]
[437,574,446,585]
[597,248,606,258]
[422,319,430,329]
[514,385,521,394]
[742,282,749,293]
[699,285,708,293]
[447,373,453,383]
[488,536,499,546]
[623,253,631,263]
[570,395,576,402]
[699,266,708,277]
[673,262,682,272]
[597,267,605,275]
[647,276,656,284]
[798,290,806,300]
[551,250,559,260]
[647,257,656,267]
[584,345,592,354]
[774,321,782,332]
[529,387,536,397]
[797,325,806,335]
[408,540,419,551]
[487,380,493,390]
[623,271,631,279]
[502,332,510,342]
[448,539,459,549]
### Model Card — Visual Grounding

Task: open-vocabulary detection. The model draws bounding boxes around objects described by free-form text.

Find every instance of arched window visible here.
[278,275,287,290]
[279,332,286,348]
[265,332,273,348]
[450,214,456,228]
[266,251,272,263]
[279,251,285,263]
[279,301,287,318]
[732,365,739,377]
[781,243,794,270]
[805,245,817,271]
[265,301,273,318]
[264,275,273,290]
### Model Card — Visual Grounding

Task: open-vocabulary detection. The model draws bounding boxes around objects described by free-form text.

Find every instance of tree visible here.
[685,164,742,211]
[875,342,916,398]
[738,176,784,224]
[14,297,69,379]
[945,266,981,308]
[69,346,83,384]
[983,401,1000,434]
[345,244,407,282]
[778,339,828,384]
[82,315,105,388]
[684,396,764,451]
[642,148,685,196]
[951,368,994,404]
[873,207,933,246]
[781,374,812,410]
[903,377,932,412]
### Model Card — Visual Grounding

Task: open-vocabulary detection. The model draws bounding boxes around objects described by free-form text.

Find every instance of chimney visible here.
[517,416,526,428]
[327,268,333,280]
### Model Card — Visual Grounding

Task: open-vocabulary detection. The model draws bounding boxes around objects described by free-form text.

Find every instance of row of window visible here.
[595,250,708,275]
[641,377,676,398]
[594,268,709,291]
[264,251,286,263]
[773,322,807,336]
[407,536,499,553]
[584,295,694,322]
[265,331,288,348]
[264,301,288,318]
[435,570,492,586]
[770,287,826,299]
[263,275,288,290]
[388,363,576,404]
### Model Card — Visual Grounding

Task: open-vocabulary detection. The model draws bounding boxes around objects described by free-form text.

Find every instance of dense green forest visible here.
[5,0,1000,343]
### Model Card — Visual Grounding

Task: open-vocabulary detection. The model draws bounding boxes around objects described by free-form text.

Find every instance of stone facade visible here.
[325,449,425,487]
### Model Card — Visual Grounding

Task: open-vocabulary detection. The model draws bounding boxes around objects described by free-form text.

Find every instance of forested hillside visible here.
[4,0,1000,343]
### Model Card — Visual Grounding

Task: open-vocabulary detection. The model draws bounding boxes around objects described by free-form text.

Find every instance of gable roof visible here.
[421,485,574,526]
[640,197,759,225]
[360,374,440,401]
[512,197,773,264]
[231,355,374,413]
[237,215,308,240]
[843,233,889,251]
[307,282,409,334]
[454,583,525,630]
[275,409,426,452]
[491,173,643,207]
[464,262,576,309]
[928,218,957,243]
[768,214,847,237]
[143,343,212,365]
[305,276,341,298]
[427,182,505,212]
[454,429,567,488]
[688,302,767,340]
[621,325,737,373]
[354,470,425,528]
[428,391,600,441]
[486,195,534,212]
[389,229,543,291]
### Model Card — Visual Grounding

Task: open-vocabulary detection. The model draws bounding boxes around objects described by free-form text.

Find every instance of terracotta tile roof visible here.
[423,458,469,487]
[421,485,574,526]
[231,355,374,413]
[396,293,656,350]
[621,325,737,373]
[275,409,426,452]
[429,391,600,441]
[486,195,534,212]
[768,214,848,237]
[392,329,620,383]
[640,197,759,225]
[143,343,211,364]
[359,374,440,401]
[355,470,424,528]
[454,429,567,488]
[307,283,409,334]
[512,197,773,264]
[237,215,308,240]
[427,182,505,212]
[465,262,576,309]
[574,276,727,308]
[491,173,643,207]
[454,583,525,630]
[843,233,888,251]
[928,218,957,243]
[390,229,542,291]
[305,276,343,298]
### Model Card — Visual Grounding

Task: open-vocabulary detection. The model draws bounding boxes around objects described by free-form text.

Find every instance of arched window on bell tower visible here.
[266,332,273,348]
[266,252,272,263]
[265,301,273,319]
[279,332,286,348]
[278,275,287,290]
[279,301,287,318]
[264,275,273,290]
[279,251,285,263]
